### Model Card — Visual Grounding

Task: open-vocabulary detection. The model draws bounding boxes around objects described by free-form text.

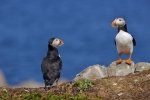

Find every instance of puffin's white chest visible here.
[115,30,133,53]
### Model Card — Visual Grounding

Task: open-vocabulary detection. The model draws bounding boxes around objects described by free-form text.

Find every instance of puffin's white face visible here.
[52,38,64,47]
[112,18,126,27]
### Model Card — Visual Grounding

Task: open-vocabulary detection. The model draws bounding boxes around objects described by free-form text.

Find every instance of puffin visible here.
[41,37,64,90]
[111,18,136,65]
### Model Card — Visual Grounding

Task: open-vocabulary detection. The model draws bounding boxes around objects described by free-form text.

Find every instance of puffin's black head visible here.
[48,38,64,47]
[111,18,127,32]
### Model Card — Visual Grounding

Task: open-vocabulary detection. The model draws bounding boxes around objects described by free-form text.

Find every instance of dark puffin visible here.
[111,18,136,65]
[41,37,64,89]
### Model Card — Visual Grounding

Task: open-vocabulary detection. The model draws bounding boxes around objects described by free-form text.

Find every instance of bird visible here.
[41,37,64,90]
[111,17,136,65]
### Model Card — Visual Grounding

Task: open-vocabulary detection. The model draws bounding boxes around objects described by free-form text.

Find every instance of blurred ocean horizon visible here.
[0,0,150,85]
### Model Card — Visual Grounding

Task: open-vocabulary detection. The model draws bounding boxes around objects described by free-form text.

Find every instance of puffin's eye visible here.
[119,19,122,21]
[55,39,59,41]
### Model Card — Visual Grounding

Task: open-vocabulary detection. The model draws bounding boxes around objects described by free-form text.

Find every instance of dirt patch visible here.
[0,70,150,100]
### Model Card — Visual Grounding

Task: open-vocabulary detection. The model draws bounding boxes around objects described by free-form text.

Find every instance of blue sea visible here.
[0,0,150,85]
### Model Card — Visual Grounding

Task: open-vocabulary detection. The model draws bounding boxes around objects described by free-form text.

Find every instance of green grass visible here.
[20,92,89,100]
[0,88,90,100]
[0,88,9,100]
[0,79,95,100]
[73,79,94,93]
[21,92,42,100]
[46,94,89,100]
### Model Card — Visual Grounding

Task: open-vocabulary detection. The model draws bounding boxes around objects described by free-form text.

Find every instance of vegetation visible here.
[0,87,90,100]
[73,79,94,93]
[0,88,9,100]
[0,69,150,100]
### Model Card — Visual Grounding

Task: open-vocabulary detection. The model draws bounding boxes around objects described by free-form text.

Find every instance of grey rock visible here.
[108,61,135,77]
[74,62,150,81]
[135,62,150,72]
[12,80,43,88]
[74,64,108,81]
[0,70,7,86]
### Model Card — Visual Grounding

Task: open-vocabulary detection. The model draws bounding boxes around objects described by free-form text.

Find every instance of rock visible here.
[11,79,68,88]
[0,70,7,86]
[12,80,43,88]
[135,62,150,72]
[74,64,108,81]
[108,61,135,77]
[74,62,150,81]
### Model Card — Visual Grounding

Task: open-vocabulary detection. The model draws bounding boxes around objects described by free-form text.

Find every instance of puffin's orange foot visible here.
[116,59,123,65]
[125,59,132,65]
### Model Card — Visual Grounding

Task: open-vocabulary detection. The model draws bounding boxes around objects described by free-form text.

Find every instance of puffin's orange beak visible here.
[111,20,117,27]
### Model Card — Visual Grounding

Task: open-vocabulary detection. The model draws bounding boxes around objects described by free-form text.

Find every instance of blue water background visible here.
[0,0,150,85]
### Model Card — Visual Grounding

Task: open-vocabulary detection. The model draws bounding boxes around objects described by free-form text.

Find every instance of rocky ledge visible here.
[0,62,150,100]
[74,61,150,81]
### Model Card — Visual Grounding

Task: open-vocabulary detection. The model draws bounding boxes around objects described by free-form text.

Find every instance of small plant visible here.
[0,88,9,100]
[21,92,42,100]
[73,79,94,93]
[47,94,89,100]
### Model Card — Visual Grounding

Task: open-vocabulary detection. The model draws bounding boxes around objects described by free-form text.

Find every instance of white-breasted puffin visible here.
[41,37,64,90]
[111,18,136,65]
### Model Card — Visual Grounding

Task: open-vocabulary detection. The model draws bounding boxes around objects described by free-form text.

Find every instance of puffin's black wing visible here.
[132,37,136,46]
[41,56,62,86]
[114,39,116,45]
[131,34,136,46]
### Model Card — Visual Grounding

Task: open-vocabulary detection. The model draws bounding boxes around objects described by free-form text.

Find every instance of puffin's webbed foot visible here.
[116,59,123,65]
[125,59,132,65]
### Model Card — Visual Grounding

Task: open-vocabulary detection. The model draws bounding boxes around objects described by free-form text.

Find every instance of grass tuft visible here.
[73,79,94,93]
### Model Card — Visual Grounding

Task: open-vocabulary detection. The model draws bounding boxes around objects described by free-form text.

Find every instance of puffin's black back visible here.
[41,38,62,88]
